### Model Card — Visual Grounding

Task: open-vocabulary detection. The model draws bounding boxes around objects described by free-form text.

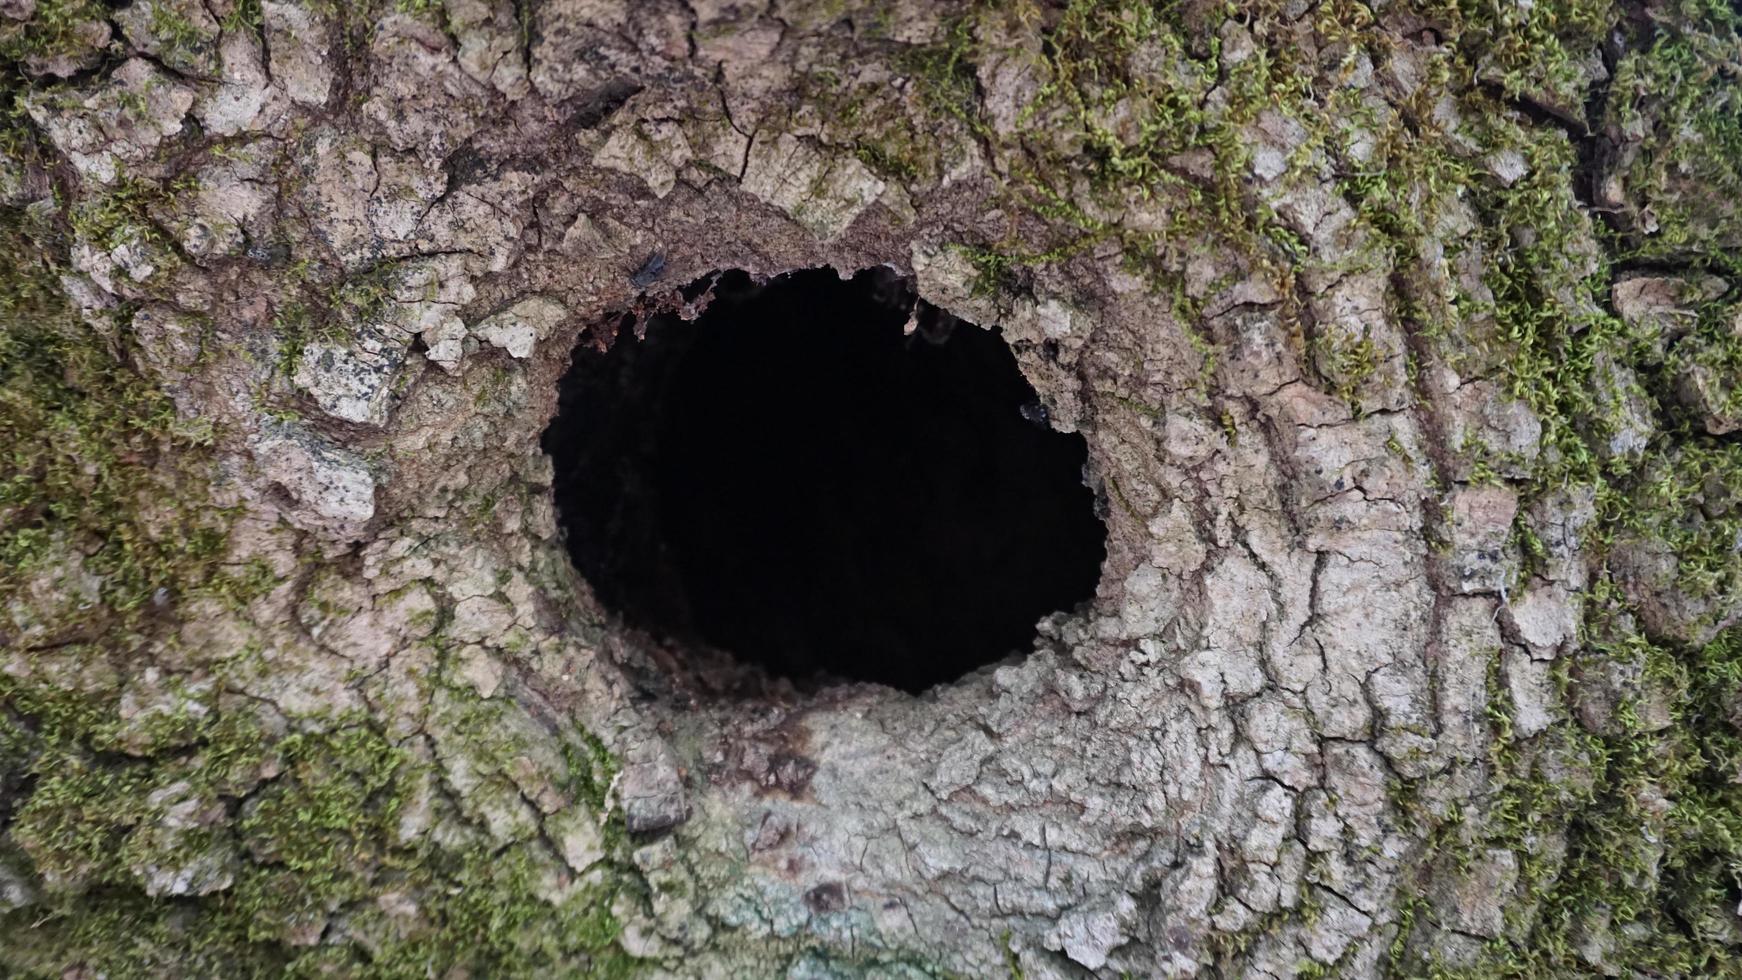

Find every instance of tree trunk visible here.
[2,0,1740,976]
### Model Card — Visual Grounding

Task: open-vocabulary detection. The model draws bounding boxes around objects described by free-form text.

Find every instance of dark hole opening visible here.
[542,268,1107,694]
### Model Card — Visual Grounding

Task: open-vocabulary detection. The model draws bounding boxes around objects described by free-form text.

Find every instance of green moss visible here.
[1601,1,1742,261]
[1629,444,1742,601]
[67,172,192,257]
[238,726,406,910]
[9,757,156,892]
[1672,301,1742,421]
[271,261,403,376]
[798,57,947,185]
[0,206,238,632]
[1428,0,1619,113]
[564,729,619,814]
[1312,324,1381,410]
[2,705,638,978]
[1541,631,1737,972]
[905,0,1335,331]
[0,0,1729,973]
[0,0,111,69]
[1310,29,1737,972]
[894,14,981,130]
[222,0,265,38]
[0,102,637,967]
[1377,132,1739,968]
[892,0,1740,972]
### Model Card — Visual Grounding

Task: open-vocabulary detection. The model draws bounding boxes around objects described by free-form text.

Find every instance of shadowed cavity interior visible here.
[543,268,1107,693]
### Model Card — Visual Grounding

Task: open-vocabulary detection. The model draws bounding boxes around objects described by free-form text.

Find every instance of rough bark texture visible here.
[2,0,1740,977]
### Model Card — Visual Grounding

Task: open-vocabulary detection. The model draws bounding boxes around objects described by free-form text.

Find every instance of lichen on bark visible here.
[0,0,1739,977]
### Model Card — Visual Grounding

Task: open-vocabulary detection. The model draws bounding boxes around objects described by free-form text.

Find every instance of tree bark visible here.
[2,0,1740,977]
